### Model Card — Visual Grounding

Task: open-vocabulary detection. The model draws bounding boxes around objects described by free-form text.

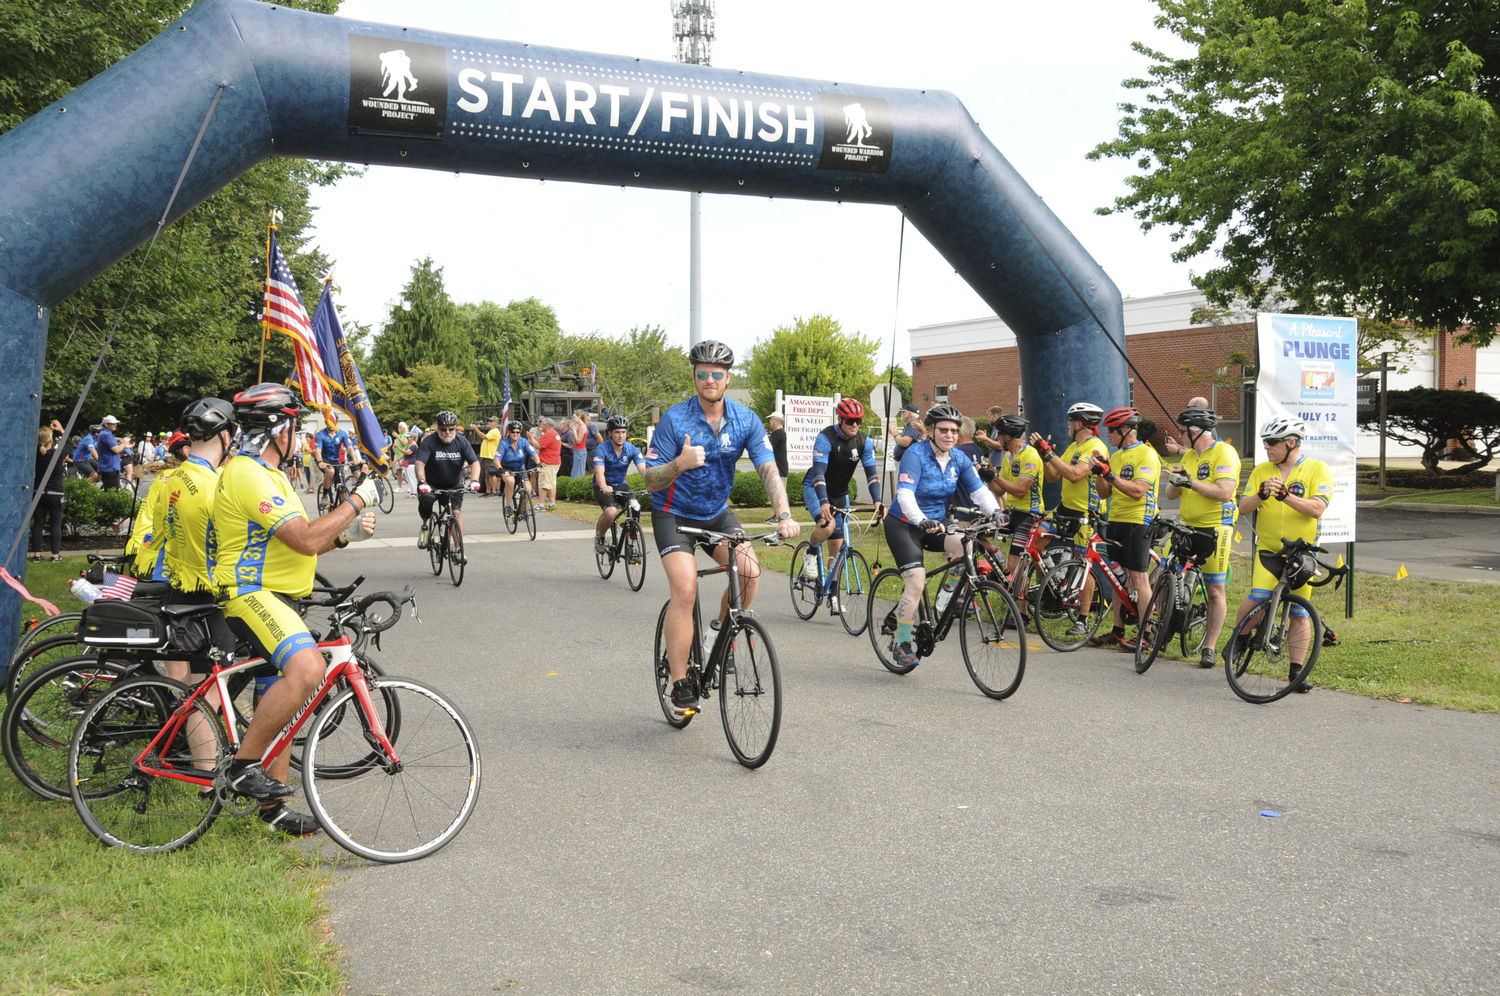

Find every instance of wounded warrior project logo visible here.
[348,34,447,139]
[818,93,892,174]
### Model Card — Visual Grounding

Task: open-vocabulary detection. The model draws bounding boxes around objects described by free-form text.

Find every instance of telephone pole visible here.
[673,1,714,348]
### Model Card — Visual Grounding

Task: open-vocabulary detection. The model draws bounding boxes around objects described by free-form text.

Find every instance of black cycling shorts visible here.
[1004,510,1036,556]
[651,508,742,558]
[1053,507,1090,548]
[418,491,463,519]
[1105,520,1153,574]
[592,483,616,511]
[884,517,950,573]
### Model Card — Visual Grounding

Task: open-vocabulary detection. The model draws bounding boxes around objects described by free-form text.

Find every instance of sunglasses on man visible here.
[695,370,728,382]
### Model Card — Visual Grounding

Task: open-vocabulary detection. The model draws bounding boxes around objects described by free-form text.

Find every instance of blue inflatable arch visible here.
[0,0,1126,629]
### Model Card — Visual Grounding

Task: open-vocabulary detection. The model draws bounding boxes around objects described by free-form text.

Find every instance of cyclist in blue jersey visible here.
[884,403,1004,670]
[72,427,100,480]
[496,421,539,509]
[592,415,649,554]
[800,397,885,612]
[314,414,363,497]
[643,339,800,719]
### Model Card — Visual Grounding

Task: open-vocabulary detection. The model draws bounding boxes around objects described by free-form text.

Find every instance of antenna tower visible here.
[673,0,715,66]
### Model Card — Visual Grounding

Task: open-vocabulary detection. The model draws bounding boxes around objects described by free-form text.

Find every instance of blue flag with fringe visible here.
[304,281,390,475]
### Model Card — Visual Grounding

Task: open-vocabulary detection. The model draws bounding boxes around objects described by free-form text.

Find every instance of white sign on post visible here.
[1255,313,1358,542]
[783,394,835,472]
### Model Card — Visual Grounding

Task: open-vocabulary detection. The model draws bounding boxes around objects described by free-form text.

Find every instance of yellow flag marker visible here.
[1396,564,1409,580]
[1234,530,1243,543]
[1335,554,1344,568]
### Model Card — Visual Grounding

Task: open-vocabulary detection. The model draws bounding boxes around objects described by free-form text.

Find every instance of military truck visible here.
[465,359,602,434]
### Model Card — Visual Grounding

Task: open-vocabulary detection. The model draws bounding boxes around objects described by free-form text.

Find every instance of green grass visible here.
[1371,489,1499,507]
[550,499,1500,713]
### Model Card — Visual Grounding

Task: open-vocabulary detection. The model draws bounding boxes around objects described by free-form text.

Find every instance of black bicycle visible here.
[867,515,1027,700]
[503,470,537,541]
[373,471,396,514]
[595,488,648,591]
[1224,538,1346,704]
[1134,519,1212,674]
[651,527,783,768]
[317,463,355,517]
[424,488,466,586]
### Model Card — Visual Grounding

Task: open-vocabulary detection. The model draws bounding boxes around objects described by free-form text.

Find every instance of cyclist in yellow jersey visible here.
[1233,416,1333,690]
[1090,407,1160,651]
[1035,402,1108,550]
[129,431,191,580]
[1162,406,1241,667]
[984,414,1045,577]
[213,384,378,816]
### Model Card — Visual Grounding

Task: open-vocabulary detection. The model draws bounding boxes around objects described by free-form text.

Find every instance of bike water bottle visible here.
[935,572,960,613]
[68,578,102,604]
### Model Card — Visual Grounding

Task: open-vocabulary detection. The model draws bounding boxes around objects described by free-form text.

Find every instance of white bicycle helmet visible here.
[1259,415,1307,441]
[1067,402,1104,425]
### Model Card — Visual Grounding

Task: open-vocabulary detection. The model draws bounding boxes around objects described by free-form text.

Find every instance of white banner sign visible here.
[1255,313,1358,543]
[783,394,835,472]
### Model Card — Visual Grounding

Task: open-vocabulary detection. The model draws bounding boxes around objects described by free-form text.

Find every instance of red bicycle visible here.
[66,626,481,862]
[1032,514,1161,652]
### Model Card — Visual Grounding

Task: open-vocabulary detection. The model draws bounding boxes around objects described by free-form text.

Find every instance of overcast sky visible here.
[309,0,1197,367]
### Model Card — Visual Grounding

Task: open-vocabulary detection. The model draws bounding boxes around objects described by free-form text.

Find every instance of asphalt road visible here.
[315,491,1500,995]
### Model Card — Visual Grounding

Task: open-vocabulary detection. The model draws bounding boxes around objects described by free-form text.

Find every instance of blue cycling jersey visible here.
[315,428,353,463]
[593,440,644,487]
[72,435,96,462]
[645,396,776,519]
[895,440,986,523]
[496,437,537,470]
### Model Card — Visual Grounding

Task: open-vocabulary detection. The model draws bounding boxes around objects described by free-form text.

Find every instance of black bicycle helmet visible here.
[1177,407,1219,430]
[606,415,631,432]
[994,413,1030,439]
[923,403,964,428]
[231,383,307,434]
[688,339,734,367]
[180,397,237,440]
[435,411,459,428]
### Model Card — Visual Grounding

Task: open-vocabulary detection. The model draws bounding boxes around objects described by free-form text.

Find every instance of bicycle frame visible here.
[678,528,776,676]
[920,525,994,650]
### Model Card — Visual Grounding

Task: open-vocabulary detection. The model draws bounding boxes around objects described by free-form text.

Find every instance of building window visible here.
[935,384,949,404]
[1016,384,1024,417]
[1127,378,1135,406]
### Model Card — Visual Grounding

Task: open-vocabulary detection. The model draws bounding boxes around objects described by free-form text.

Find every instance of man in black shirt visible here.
[414,411,481,551]
[767,415,789,479]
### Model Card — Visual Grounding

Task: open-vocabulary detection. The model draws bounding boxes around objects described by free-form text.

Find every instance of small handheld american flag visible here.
[99,571,138,600]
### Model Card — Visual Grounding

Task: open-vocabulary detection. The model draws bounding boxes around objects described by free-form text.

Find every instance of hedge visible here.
[557,467,855,508]
[1357,468,1496,490]
[61,477,139,534]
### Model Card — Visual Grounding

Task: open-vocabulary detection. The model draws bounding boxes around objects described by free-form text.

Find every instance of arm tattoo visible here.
[641,461,684,492]
[757,462,789,515]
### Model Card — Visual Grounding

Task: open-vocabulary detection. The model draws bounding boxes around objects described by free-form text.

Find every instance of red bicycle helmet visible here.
[835,398,865,421]
[164,430,191,454]
[1101,407,1142,430]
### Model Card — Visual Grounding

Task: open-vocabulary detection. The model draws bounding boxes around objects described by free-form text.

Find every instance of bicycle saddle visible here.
[131,581,173,599]
[159,602,222,620]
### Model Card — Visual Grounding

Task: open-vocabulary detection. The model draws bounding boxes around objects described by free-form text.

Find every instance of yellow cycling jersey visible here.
[1107,441,1161,525]
[1000,444,1045,514]
[479,428,501,461]
[1177,439,1241,528]
[153,454,220,595]
[213,454,316,599]
[1242,456,1334,551]
[1058,436,1109,513]
[130,469,173,580]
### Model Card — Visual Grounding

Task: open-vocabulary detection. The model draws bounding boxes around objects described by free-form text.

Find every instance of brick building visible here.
[909,289,1499,460]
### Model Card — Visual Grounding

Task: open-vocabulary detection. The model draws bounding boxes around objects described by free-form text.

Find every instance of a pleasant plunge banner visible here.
[1255,313,1357,543]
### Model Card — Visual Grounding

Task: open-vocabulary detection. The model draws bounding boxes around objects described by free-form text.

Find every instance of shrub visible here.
[729,471,767,508]
[61,477,139,534]
[1357,469,1495,491]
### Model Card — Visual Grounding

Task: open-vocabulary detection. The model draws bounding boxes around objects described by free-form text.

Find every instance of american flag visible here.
[263,230,332,410]
[99,571,138,600]
[500,357,511,419]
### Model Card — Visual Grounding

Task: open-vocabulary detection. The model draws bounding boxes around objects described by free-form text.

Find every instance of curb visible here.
[1356,501,1500,516]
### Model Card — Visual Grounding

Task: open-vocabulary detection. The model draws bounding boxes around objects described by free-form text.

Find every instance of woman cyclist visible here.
[592,415,648,554]
[884,403,1005,670]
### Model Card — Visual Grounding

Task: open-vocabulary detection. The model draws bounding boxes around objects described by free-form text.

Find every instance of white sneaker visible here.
[802,553,820,579]
[829,595,844,615]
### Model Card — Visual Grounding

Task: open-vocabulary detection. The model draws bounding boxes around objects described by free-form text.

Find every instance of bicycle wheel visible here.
[289,656,396,779]
[788,542,821,620]
[7,632,86,698]
[837,549,872,637]
[428,517,445,575]
[447,520,465,587]
[521,490,537,540]
[960,579,1027,699]
[10,612,81,676]
[1034,558,1112,652]
[1225,592,1322,704]
[719,616,782,768]
[1134,572,1177,674]
[303,675,481,863]
[317,487,333,516]
[597,524,617,580]
[377,475,395,514]
[653,601,694,728]
[623,519,647,592]
[4,655,129,800]
[503,491,519,534]
[68,675,224,853]
[1179,571,1210,657]
[867,568,918,674]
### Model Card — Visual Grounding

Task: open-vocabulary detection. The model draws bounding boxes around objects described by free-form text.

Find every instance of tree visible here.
[365,364,478,428]
[4,0,351,429]
[458,297,563,403]
[743,314,880,416]
[1090,1,1500,343]
[577,326,693,422]
[367,257,475,379]
[1357,386,1500,474]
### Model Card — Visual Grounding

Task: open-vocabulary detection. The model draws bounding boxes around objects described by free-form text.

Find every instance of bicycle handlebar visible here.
[676,525,784,547]
[302,574,367,608]
[354,584,417,632]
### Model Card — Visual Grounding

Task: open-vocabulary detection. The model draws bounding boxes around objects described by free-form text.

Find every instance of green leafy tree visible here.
[368,258,475,379]
[365,364,478,428]
[3,0,351,428]
[1357,386,1500,474]
[459,297,563,402]
[575,326,693,423]
[742,314,880,416]
[1090,1,1500,342]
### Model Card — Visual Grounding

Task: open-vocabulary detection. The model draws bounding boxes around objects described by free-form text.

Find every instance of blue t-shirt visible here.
[593,440,644,487]
[896,440,986,523]
[72,434,97,462]
[496,437,537,470]
[315,428,353,463]
[96,429,121,473]
[645,396,776,519]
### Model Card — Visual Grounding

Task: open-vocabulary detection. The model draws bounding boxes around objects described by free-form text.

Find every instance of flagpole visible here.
[260,208,282,382]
